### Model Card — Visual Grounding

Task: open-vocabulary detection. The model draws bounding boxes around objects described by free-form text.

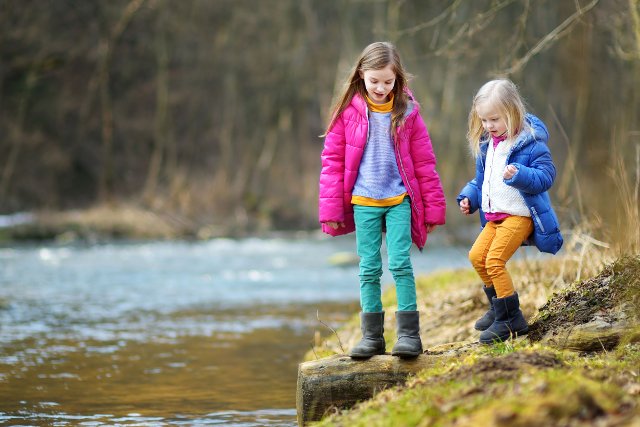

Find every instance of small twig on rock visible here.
[317,309,345,354]
[597,337,609,355]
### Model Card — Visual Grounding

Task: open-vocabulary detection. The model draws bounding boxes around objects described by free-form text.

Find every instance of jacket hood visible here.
[511,114,549,151]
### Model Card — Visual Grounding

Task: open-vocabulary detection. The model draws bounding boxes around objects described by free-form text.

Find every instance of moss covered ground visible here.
[306,255,640,426]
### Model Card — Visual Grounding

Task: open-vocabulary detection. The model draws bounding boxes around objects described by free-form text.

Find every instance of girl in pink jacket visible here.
[319,42,446,358]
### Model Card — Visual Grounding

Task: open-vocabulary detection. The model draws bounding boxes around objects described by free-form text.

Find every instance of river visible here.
[0,234,469,426]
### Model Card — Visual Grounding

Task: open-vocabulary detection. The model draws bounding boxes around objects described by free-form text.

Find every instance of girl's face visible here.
[360,64,396,104]
[476,101,507,137]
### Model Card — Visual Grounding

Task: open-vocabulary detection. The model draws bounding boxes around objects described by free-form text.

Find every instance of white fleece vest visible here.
[481,140,530,218]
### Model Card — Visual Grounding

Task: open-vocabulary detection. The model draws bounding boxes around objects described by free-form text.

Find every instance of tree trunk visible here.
[439,57,459,197]
[143,0,170,204]
[330,1,357,121]
[556,6,593,211]
[296,354,439,426]
[96,0,147,204]
[629,0,640,140]
[0,68,36,203]
[97,37,114,204]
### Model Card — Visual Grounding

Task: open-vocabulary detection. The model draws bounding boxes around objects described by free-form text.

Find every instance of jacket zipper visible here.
[365,105,370,143]
[394,125,424,246]
[486,143,494,212]
[530,206,545,233]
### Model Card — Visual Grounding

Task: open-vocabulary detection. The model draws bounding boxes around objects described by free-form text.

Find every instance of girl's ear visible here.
[358,70,364,80]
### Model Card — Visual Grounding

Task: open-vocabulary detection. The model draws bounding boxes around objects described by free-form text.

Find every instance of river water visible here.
[0,234,468,426]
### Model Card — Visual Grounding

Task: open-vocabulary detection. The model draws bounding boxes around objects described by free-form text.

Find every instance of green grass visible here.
[313,344,640,426]
[477,337,518,356]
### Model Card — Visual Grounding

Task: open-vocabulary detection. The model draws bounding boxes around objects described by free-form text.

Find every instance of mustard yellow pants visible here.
[468,216,534,298]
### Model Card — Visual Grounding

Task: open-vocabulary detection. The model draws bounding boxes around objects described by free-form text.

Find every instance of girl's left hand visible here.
[426,223,437,233]
[325,221,345,230]
[503,164,518,179]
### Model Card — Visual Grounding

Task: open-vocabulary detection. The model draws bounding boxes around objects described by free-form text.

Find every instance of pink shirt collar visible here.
[491,132,508,147]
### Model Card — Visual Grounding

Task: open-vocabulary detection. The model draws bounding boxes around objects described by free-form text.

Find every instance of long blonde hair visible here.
[467,79,526,157]
[324,42,412,137]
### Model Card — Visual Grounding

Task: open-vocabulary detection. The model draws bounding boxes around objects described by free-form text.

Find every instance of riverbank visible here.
[0,204,482,247]
[0,204,322,243]
[304,254,640,426]
[0,206,181,242]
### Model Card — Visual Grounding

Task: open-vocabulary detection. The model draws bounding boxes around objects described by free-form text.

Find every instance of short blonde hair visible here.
[467,79,526,157]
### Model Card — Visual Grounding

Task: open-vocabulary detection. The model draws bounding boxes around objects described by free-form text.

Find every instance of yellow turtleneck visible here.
[352,92,407,208]
[366,92,394,113]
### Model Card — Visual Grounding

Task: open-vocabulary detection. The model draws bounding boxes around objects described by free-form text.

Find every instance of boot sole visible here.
[479,327,529,344]
[391,349,424,358]
[350,350,386,359]
[391,350,422,358]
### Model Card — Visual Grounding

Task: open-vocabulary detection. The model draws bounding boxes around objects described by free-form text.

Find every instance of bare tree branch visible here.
[498,0,600,75]
[393,0,463,38]
[433,0,517,58]
[403,0,517,61]
[502,0,530,65]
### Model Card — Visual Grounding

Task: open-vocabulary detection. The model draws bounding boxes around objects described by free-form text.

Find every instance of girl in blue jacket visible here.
[457,79,563,344]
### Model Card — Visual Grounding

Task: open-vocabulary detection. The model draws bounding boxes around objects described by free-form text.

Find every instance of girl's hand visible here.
[459,198,470,215]
[325,221,345,230]
[504,164,518,180]
[426,223,437,233]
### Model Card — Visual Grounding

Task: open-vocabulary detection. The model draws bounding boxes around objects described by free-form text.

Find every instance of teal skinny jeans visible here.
[353,198,417,312]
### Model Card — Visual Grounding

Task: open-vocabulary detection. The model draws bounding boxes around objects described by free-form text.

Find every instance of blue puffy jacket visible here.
[457,114,563,254]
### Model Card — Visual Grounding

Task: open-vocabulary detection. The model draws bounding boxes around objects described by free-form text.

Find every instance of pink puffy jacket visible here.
[319,92,446,249]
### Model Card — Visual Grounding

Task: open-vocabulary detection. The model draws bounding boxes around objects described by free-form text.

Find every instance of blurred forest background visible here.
[1,0,638,241]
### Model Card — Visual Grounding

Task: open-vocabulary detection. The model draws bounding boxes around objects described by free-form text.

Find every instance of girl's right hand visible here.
[325,221,345,230]
[459,198,470,215]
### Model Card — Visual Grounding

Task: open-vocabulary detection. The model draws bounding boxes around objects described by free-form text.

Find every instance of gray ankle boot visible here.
[479,292,529,344]
[474,285,496,331]
[391,311,423,358]
[350,312,386,358]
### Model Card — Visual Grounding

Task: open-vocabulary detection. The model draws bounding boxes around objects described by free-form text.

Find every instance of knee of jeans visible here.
[359,270,383,280]
[469,248,484,269]
[485,258,506,277]
[389,268,413,280]
[388,256,412,272]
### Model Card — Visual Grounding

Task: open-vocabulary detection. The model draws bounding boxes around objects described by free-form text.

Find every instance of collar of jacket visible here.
[350,89,420,120]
